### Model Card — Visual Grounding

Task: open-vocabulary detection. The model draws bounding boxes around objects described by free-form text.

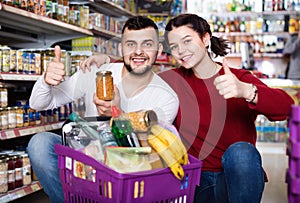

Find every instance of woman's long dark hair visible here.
[164,14,229,57]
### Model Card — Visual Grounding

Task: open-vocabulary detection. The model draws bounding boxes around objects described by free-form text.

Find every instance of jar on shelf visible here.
[57,0,64,21]
[15,106,24,128]
[96,70,114,101]
[0,156,8,194]
[35,111,41,125]
[16,50,24,73]
[0,107,8,130]
[63,0,69,23]
[7,107,17,129]
[3,0,13,6]
[9,49,17,73]
[1,46,10,73]
[0,84,8,108]
[10,153,23,188]
[7,156,15,191]
[20,0,28,10]
[28,108,36,126]
[20,153,31,186]
[45,0,52,18]
[23,106,30,127]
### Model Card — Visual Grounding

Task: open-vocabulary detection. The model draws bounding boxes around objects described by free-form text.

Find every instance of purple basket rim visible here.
[55,144,202,178]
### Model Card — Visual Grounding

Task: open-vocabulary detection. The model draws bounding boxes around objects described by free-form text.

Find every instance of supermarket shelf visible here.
[0,181,42,203]
[260,78,300,89]
[89,0,136,17]
[0,3,93,48]
[215,31,290,38]
[203,10,299,18]
[0,122,64,140]
[226,53,284,58]
[0,73,41,81]
[90,26,121,40]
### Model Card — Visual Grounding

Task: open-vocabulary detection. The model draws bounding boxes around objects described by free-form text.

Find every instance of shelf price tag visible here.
[5,130,16,139]
[19,128,38,136]
[31,183,41,191]
[14,190,26,199]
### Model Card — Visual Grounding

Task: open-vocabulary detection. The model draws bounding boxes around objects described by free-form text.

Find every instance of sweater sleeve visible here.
[235,70,294,121]
[29,72,81,110]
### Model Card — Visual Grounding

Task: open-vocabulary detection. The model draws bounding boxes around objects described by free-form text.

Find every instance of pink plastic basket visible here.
[55,144,202,203]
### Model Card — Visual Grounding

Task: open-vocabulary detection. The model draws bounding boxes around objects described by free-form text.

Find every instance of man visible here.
[27,16,179,203]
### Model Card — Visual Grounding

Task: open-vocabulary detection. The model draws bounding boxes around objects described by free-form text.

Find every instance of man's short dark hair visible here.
[122,16,159,40]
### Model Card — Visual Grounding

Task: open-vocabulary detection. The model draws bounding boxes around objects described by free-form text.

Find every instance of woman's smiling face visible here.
[167,25,210,69]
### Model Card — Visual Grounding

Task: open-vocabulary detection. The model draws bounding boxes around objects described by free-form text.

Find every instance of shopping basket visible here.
[55,144,202,203]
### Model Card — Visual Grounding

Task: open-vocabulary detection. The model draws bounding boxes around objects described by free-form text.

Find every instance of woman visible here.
[80,14,294,203]
[159,14,294,203]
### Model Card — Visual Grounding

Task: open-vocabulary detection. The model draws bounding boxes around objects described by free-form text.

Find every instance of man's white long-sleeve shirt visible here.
[29,63,179,124]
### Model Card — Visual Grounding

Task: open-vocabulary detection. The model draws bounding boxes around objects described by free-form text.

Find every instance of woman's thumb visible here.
[222,58,232,75]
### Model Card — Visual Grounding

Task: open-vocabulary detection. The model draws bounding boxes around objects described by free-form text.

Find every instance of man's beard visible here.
[124,62,153,76]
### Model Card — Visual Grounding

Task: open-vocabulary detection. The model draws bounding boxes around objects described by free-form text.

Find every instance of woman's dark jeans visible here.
[194,142,265,203]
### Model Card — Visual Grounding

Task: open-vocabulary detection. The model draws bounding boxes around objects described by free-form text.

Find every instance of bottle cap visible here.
[144,110,158,127]
[62,123,73,134]
[69,112,79,122]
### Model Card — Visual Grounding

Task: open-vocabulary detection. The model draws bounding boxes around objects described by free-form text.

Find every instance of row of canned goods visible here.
[0,151,31,193]
[40,103,73,124]
[0,103,72,130]
[0,46,91,76]
[0,47,42,74]
[0,106,40,130]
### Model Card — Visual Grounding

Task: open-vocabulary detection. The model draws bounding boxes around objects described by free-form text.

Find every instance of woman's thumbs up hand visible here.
[44,45,66,86]
[214,59,252,100]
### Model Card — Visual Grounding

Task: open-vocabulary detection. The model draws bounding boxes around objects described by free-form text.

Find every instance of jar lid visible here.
[144,110,158,127]
[96,70,112,76]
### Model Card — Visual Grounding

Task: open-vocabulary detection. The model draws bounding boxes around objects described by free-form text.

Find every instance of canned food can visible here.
[2,47,10,73]
[23,52,29,74]
[10,50,17,73]
[29,51,36,74]
[34,52,41,75]
[17,50,23,73]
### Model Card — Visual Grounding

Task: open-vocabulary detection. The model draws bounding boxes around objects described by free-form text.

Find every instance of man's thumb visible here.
[53,45,61,63]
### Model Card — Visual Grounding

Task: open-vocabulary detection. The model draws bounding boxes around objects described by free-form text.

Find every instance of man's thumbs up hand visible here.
[214,59,251,99]
[53,45,61,63]
[44,45,66,86]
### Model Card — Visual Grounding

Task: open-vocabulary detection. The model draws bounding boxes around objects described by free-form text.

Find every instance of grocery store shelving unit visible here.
[0,121,64,140]
[0,74,64,201]
[0,1,135,201]
[0,181,42,202]
[89,0,136,17]
[204,10,299,59]
[0,3,93,48]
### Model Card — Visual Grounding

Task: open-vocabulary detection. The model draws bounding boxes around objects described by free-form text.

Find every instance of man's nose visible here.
[135,45,144,55]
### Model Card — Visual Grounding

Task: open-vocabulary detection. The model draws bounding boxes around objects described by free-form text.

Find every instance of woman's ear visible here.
[203,33,211,47]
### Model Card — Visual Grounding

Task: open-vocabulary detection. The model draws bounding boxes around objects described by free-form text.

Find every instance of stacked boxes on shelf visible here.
[286,105,300,203]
